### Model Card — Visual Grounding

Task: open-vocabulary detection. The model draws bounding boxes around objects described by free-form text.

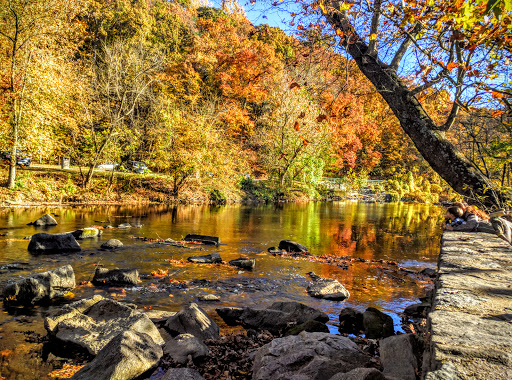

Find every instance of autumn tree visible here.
[0,0,84,188]
[268,0,512,208]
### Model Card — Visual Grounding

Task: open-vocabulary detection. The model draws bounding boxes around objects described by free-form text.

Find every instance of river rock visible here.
[45,295,164,356]
[158,368,206,380]
[379,334,420,380]
[187,253,222,264]
[285,320,330,335]
[424,363,460,380]
[29,214,58,226]
[329,368,387,380]
[163,333,209,364]
[92,267,139,286]
[143,309,177,324]
[269,301,329,324]
[183,234,220,246]
[362,307,394,339]
[72,227,102,239]
[27,232,81,253]
[215,307,244,326]
[3,265,75,305]
[198,294,220,301]
[404,302,431,318]
[338,307,364,335]
[118,223,132,228]
[228,258,255,270]
[101,239,124,249]
[165,303,220,341]
[278,240,308,253]
[252,332,370,380]
[71,330,163,380]
[306,272,350,301]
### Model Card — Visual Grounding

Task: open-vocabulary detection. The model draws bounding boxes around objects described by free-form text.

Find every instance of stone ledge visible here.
[423,231,512,379]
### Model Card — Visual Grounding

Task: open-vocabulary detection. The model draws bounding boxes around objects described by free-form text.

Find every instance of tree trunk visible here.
[325,11,504,209]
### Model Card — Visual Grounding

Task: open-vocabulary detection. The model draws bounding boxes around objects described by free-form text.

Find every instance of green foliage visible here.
[240,177,275,202]
[196,7,227,21]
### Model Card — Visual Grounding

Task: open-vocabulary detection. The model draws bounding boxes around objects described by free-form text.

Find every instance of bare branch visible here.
[367,0,382,56]
[390,23,422,70]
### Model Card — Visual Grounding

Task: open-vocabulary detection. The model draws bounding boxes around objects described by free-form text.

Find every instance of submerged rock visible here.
[92,267,139,286]
[187,253,222,264]
[28,232,81,253]
[306,272,350,301]
[29,214,58,226]
[183,234,220,246]
[45,295,164,356]
[165,303,220,341]
[3,265,75,305]
[252,332,370,380]
[71,330,163,380]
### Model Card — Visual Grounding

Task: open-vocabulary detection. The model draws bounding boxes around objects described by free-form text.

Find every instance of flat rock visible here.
[3,265,75,305]
[92,267,138,286]
[28,232,81,253]
[71,330,162,380]
[187,253,222,264]
[183,234,220,246]
[165,303,220,341]
[45,295,164,356]
[252,332,370,380]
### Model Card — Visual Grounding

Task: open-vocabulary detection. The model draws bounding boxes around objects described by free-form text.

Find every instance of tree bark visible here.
[325,10,504,209]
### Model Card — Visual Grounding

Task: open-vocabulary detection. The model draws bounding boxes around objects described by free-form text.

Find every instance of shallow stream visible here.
[0,201,442,379]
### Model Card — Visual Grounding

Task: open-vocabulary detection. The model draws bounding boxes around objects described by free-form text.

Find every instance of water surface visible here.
[0,201,442,378]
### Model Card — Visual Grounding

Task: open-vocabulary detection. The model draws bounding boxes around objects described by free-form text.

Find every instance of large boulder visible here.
[71,330,162,380]
[362,307,394,339]
[338,307,364,335]
[92,267,139,287]
[28,232,81,253]
[163,333,209,365]
[45,295,164,356]
[216,302,329,334]
[252,332,370,380]
[165,303,220,341]
[380,334,420,380]
[29,214,58,226]
[278,240,308,253]
[306,272,350,301]
[3,265,75,305]
[71,228,102,240]
[187,253,222,264]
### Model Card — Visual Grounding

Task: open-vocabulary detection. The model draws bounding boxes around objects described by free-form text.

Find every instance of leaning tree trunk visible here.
[325,10,504,209]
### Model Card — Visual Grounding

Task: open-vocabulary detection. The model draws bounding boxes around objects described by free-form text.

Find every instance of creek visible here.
[0,201,442,379]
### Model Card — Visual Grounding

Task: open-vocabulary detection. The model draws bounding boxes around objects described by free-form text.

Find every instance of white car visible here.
[96,163,118,170]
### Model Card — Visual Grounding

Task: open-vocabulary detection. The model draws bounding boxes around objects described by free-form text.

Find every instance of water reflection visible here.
[0,202,443,376]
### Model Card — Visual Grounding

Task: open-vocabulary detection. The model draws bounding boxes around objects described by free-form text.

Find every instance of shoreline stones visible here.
[165,303,220,341]
[2,265,75,305]
[28,232,81,253]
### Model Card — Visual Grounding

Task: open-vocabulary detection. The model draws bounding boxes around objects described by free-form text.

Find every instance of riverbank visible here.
[423,231,512,379]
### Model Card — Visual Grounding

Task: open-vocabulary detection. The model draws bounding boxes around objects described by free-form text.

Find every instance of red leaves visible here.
[316,114,327,122]
[289,82,300,89]
[294,121,300,131]
[446,62,458,71]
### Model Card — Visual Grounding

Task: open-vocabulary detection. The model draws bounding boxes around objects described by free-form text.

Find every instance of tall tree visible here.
[282,0,512,208]
[0,0,84,187]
